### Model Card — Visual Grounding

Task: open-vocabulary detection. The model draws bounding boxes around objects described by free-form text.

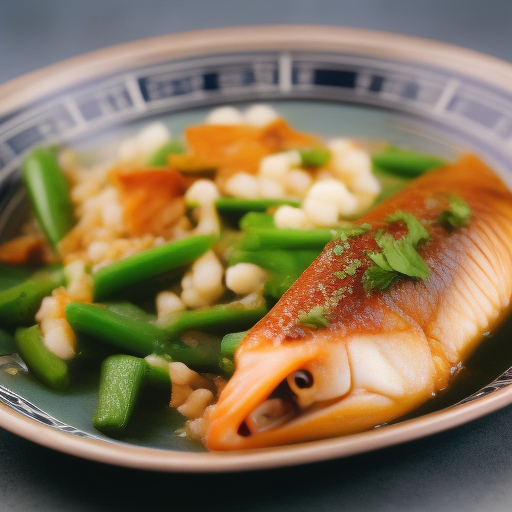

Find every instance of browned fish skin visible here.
[206,155,512,450]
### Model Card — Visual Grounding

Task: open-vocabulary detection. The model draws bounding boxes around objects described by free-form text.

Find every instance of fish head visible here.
[205,323,436,451]
[205,329,356,450]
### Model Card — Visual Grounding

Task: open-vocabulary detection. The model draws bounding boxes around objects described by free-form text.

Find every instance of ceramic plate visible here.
[2,26,512,472]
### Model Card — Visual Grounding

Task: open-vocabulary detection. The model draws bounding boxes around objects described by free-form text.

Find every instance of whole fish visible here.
[206,155,512,450]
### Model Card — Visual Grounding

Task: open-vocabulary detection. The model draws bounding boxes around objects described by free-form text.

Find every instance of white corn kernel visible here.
[185,179,220,206]
[169,362,200,386]
[136,122,171,155]
[191,251,224,298]
[64,260,94,302]
[258,151,300,181]
[258,177,285,199]
[225,263,268,295]
[244,104,279,127]
[302,198,339,227]
[205,106,244,125]
[274,205,311,229]
[87,241,110,263]
[224,172,259,199]
[156,291,186,318]
[346,171,381,196]
[285,169,313,196]
[332,148,372,179]
[177,388,214,419]
[35,296,59,323]
[307,179,359,217]
[43,319,76,360]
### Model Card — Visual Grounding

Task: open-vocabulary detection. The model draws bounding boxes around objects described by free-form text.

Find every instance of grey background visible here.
[2,1,512,511]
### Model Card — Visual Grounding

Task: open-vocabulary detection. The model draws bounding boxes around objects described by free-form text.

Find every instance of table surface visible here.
[2,1,512,511]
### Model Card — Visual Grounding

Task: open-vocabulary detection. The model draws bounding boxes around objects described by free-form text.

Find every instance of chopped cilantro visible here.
[335,223,372,241]
[378,235,430,279]
[334,271,346,280]
[333,245,345,256]
[298,305,329,329]
[386,211,430,246]
[364,211,430,293]
[362,266,398,293]
[438,194,472,229]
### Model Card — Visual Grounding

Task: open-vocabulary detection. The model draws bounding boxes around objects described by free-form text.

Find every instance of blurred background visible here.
[2,1,512,511]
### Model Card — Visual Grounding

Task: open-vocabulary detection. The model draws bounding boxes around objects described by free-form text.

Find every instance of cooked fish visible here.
[205,155,512,450]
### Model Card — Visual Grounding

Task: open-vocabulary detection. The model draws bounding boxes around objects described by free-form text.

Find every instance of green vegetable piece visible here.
[22,147,75,246]
[299,148,330,167]
[378,234,430,279]
[93,234,215,300]
[0,266,65,326]
[215,197,300,214]
[372,147,446,178]
[0,263,35,291]
[362,266,398,294]
[221,331,248,359]
[368,252,394,272]
[239,212,275,231]
[0,328,16,356]
[298,305,329,329]
[229,249,319,299]
[145,361,171,390]
[239,228,333,251]
[335,223,372,241]
[386,211,429,246]
[438,194,472,229]
[15,325,69,390]
[160,303,267,340]
[93,355,147,435]
[66,302,160,356]
[147,140,185,166]
[65,302,222,371]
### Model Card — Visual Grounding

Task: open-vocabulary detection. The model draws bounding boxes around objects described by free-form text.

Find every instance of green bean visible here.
[147,140,185,167]
[239,212,275,231]
[221,331,247,359]
[66,302,160,356]
[0,328,16,356]
[15,325,69,390]
[238,228,333,251]
[22,147,75,246]
[215,197,301,214]
[145,361,171,391]
[299,147,330,167]
[372,147,446,177]
[0,263,35,291]
[0,266,65,326]
[65,302,222,371]
[93,355,147,435]
[229,249,319,299]
[93,234,215,301]
[160,302,267,339]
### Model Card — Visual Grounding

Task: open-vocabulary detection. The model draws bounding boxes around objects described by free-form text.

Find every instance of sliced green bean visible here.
[0,328,16,356]
[93,234,215,301]
[238,228,333,251]
[145,361,171,390]
[229,249,319,299]
[22,147,75,246]
[0,266,65,326]
[160,302,267,339]
[372,147,446,177]
[66,302,160,356]
[299,147,330,167]
[0,263,35,291]
[215,197,301,214]
[221,331,247,359]
[147,140,185,167]
[65,302,222,371]
[15,325,69,390]
[239,212,275,231]
[93,355,147,435]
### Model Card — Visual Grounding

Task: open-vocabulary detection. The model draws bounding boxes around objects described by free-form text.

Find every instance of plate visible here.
[2,25,512,472]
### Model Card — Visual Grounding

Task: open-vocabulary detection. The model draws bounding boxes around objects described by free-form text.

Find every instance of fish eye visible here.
[291,370,314,389]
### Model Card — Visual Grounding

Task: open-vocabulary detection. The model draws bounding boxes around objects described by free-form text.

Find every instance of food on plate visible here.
[206,155,512,449]
[1,103,509,450]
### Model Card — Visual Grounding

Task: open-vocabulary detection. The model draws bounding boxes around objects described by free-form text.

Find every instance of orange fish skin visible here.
[206,155,512,451]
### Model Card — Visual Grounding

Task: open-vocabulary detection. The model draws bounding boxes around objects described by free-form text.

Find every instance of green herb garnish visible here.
[438,194,472,229]
[363,211,430,293]
[298,305,329,329]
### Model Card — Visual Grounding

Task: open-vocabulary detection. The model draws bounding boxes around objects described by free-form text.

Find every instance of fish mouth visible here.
[205,343,323,450]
